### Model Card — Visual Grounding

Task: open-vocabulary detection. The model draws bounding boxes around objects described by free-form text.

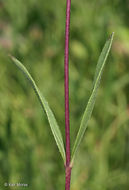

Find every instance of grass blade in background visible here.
[9,55,66,164]
[71,33,114,164]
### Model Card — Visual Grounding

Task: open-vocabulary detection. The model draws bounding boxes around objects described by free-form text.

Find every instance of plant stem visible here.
[64,0,71,189]
[65,166,72,190]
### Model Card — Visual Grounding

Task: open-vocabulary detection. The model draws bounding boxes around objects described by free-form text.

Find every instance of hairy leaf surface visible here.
[10,56,66,163]
[71,33,114,164]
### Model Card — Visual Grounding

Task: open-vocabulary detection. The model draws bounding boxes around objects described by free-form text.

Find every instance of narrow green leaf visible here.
[9,55,66,164]
[71,33,114,165]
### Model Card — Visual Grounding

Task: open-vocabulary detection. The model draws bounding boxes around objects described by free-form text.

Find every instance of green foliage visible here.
[9,55,66,164]
[0,0,129,190]
[71,33,114,164]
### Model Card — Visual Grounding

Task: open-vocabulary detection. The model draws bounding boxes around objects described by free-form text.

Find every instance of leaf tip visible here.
[8,54,16,62]
[109,32,114,40]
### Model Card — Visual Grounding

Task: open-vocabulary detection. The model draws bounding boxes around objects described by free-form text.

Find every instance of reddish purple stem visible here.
[64,0,72,189]
[65,166,72,190]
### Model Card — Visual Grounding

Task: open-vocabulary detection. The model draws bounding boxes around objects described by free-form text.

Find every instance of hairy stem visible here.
[64,0,72,189]
[65,166,72,190]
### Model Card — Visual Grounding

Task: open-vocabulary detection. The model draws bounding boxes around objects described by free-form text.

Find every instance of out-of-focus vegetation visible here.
[0,0,129,189]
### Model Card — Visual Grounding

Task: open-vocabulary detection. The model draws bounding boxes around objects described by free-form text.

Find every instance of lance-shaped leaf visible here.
[71,33,114,164]
[9,55,66,164]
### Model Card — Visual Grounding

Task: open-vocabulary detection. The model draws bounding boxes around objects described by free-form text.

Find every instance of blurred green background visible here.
[0,0,129,189]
